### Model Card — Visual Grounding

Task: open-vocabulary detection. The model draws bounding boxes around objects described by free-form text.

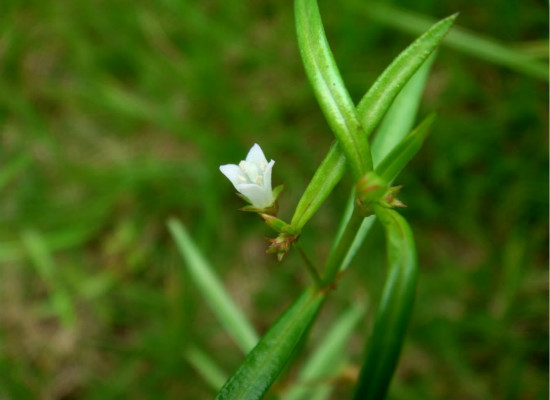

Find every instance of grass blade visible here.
[362,2,549,81]
[284,304,364,400]
[295,0,372,180]
[168,218,259,353]
[353,207,418,400]
[215,287,326,400]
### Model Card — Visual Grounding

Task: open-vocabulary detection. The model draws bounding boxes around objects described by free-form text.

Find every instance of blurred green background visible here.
[1,0,548,399]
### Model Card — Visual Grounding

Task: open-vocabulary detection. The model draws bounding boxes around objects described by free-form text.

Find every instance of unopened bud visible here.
[356,172,388,204]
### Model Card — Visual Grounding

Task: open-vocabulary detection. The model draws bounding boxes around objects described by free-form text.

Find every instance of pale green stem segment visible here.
[362,2,549,81]
[353,206,418,400]
[290,13,456,233]
[168,218,259,353]
[215,287,326,400]
[295,0,372,181]
[284,304,365,400]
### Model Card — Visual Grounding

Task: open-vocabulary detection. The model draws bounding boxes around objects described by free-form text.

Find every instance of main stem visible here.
[322,206,364,286]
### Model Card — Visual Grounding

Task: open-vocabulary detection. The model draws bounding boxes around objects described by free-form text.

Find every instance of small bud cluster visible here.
[356,172,406,216]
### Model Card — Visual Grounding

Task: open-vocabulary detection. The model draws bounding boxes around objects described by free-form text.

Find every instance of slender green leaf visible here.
[371,53,436,166]
[353,206,418,400]
[295,0,372,180]
[185,346,228,391]
[375,113,436,183]
[216,287,326,400]
[362,2,549,81]
[284,304,364,400]
[290,143,345,231]
[168,218,259,353]
[357,13,456,135]
[290,14,455,233]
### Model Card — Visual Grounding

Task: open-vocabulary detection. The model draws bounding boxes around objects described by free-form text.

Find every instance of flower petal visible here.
[263,160,275,193]
[237,183,273,208]
[245,143,268,167]
[220,164,245,189]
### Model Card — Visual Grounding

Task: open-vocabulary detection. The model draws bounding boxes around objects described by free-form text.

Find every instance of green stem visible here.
[322,206,365,286]
[295,242,323,288]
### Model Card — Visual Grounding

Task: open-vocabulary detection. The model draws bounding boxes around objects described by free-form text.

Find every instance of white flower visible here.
[220,144,275,209]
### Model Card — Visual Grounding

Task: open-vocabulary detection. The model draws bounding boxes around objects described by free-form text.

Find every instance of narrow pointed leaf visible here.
[290,14,455,233]
[290,143,345,231]
[357,13,457,136]
[353,207,418,400]
[168,218,259,353]
[371,53,436,165]
[216,287,326,400]
[375,113,436,183]
[285,304,364,400]
[295,0,371,180]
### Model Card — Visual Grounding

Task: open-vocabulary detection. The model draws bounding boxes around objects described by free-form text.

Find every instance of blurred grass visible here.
[0,0,548,399]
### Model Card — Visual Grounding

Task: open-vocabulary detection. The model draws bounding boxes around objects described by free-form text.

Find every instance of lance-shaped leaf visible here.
[215,287,326,400]
[168,218,259,353]
[290,13,456,233]
[353,206,418,400]
[357,13,457,136]
[295,0,372,180]
[290,144,345,231]
[284,304,364,400]
[371,52,436,166]
[375,113,436,183]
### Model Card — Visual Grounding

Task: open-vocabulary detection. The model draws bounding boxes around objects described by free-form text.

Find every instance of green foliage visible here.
[290,10,455,233]
[0,0,547,399]
[216,288,326,400]
[353,206,418,400]
[362,2,549,81]
[295,0,372,180]
[168,219,258,353]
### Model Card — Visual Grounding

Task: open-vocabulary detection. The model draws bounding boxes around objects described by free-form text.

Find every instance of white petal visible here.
[245,143,268,167]
[263,160,275,193]
[220,164,245,189]
[237,183,273,208]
